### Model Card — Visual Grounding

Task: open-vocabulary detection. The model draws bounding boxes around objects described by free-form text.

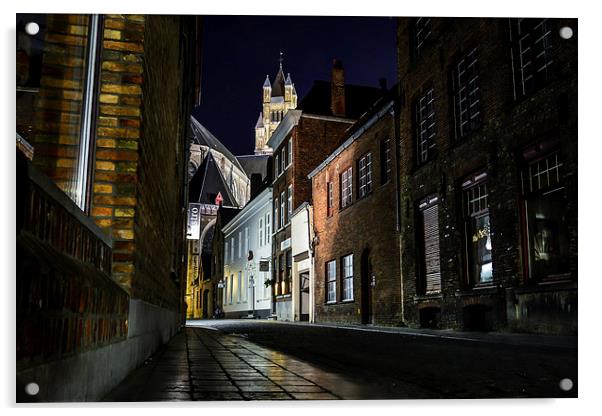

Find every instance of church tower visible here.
[254,53,297,155]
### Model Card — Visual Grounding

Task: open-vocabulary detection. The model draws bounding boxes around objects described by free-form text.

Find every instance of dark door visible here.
[202,289,209,319]
[300,272,310,321]
[361,249,373,324]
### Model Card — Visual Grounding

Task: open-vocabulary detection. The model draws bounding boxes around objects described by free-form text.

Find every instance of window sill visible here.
[325,301,337,305]
[341,299,355,303]
[413,293,443,302]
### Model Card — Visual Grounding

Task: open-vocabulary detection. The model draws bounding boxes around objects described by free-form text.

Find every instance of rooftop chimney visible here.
[331,59,345,117]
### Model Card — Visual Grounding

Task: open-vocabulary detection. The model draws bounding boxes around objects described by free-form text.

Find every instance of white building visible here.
[291,202,315,322]
[222,187,273,318]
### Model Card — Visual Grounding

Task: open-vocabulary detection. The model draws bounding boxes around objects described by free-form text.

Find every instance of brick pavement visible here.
[104,326,433,401]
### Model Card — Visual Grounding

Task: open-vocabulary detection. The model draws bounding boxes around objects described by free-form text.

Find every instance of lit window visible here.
[342,254,354,301]
[511,18,554,98]
[462,172,493,286]
[522,152,570,281]
[452,48,480,139]
[340,167,353,208]
[418,195,441,294]
[415,88,436,165]
[358,153,372,198]
[326,260,336,303]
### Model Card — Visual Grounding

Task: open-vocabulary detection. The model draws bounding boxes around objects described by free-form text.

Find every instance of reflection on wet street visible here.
[105,324,433,401]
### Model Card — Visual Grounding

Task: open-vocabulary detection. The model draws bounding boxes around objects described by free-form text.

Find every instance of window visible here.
[452,48,481,139]
[418,196,441,294]
[237,271,242,302]
[16,14,102,210]
[326,260,336,303]
[266,213,271,243]
[287,184,293,220]
[327,182,334,217]
[275,154,280,176]
[281,147,286,173]
[224,242,228,263]
[412,17,432,58]
[287,138,292,167]
[358,153,373,198]
[522,152,570,281]
[238,231,242,259]
[342,254,354,301]
[229,274,234,304]
[462,172,493,286]
[286,250,292,294]
[259,218,264,246]
[230,237,234,263]
[280,191,285,228]
[340,167,353,208]
[415,88,436,165]
[380,139,392,184]
[223,276,228,304]
[278,254,285,296]
[510,18,554,98]
[245,227,249,256]
[274,197,279,229]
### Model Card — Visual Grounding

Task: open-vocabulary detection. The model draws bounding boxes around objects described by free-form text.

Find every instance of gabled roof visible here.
[298,80,384,119]
[236,154,270,181]
[188,152,236,206]
[189,116,244,173]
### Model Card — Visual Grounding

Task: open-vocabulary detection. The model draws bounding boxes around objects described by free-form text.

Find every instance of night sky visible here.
[193,15,397,156]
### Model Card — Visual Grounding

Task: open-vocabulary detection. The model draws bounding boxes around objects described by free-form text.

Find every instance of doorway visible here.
[360,249,373,324]
[299,271,310,321]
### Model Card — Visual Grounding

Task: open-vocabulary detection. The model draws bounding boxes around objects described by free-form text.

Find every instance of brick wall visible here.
[396,17,577,333]
[312,113,401,325]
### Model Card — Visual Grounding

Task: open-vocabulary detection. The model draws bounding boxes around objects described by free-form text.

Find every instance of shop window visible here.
[462,172,493,286]
[522,152,570,281]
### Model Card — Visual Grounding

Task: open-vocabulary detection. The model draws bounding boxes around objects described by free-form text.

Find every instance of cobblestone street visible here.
[104,325,433,401]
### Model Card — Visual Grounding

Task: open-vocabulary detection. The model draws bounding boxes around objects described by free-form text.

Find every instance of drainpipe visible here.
[393,82,405,324]
[306,200,315,323]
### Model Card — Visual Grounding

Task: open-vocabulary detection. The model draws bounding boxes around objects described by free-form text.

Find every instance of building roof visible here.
[189,115,244,173]
[298,80,384,119]
[188,152,236,205]
[217,206,242,229]
[236,154,270,181]
[271,65,286,97]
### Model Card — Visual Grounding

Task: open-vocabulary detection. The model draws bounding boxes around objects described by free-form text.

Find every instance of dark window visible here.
[340,166,353,208]
[277,253,284,295]
[452,47,481,139]
[327,181,334,217]
[462,172,493,287]
[415,88,436,165]
[358,153,372,198]
[418,195,441,294]
[380,138,392,184]
[412,17,432,58]
[510,18,554,98]
[522,152,570,281]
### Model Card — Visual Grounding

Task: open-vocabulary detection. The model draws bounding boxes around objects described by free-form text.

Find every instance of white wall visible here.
[222,188,273,317]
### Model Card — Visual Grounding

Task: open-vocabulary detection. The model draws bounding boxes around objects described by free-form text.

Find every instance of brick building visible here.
[268,60,384,320]
[309,89,402,325]
[16,14,201,400]
[396,17,577,334]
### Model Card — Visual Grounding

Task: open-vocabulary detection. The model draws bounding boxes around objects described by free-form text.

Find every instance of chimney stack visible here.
[331,59,345,117]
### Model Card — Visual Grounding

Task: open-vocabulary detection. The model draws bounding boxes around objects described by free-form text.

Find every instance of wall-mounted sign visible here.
[259,260,270,272]
[187,203,201,240]
[281,238,291,251]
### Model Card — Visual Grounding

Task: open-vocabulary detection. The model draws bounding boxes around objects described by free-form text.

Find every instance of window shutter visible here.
[423,204,441,293]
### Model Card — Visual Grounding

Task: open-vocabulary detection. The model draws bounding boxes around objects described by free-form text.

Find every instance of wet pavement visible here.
[104,320,577,401]
[104,324,433,401]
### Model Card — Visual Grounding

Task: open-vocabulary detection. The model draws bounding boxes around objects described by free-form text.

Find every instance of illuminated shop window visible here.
[462,172,493,286]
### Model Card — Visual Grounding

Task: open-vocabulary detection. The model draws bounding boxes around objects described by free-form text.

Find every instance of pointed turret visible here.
[255,112,264,129]
[285,73,293,85]
[263,75,271,103]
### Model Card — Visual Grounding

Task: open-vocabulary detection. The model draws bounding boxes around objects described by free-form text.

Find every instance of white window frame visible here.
[266,213,271,243]
[237,271,242,302]
[230,237,234,263]
[341,167,353,208]
[259,218,264,247]
[281,147,286,173]
[342,254,354,301]
[280,191,285,228]
[274,197,279,230]
[275,154,280,177]
[245,227,249,256]
[416,88,436,165]
[238,231,242,259]
[287,138,292,167]
[358,153,372,198]
[326,260,337,303]
[287,184,293,221]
